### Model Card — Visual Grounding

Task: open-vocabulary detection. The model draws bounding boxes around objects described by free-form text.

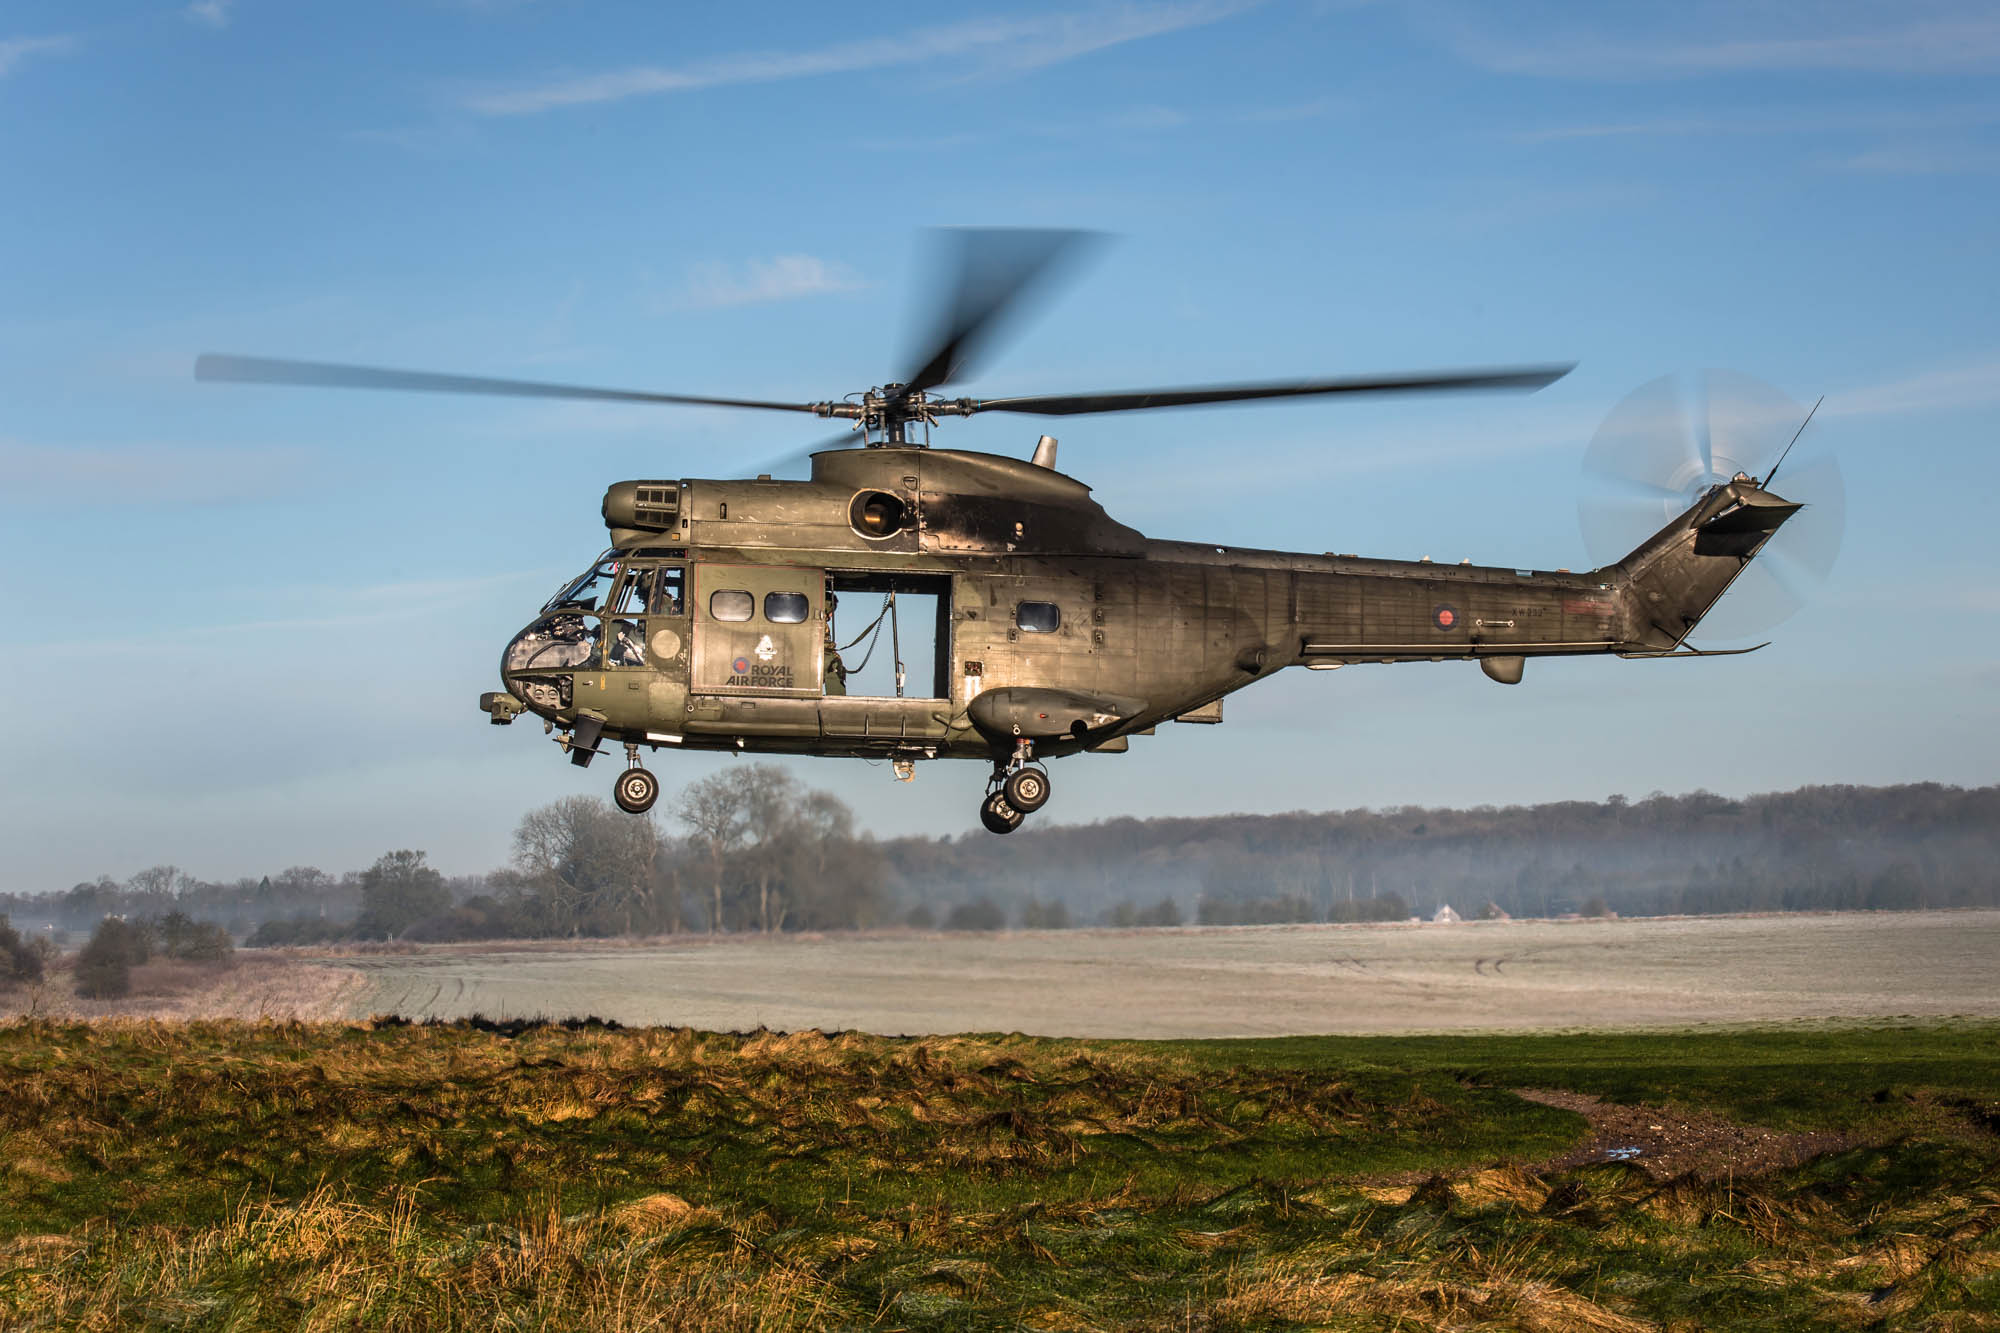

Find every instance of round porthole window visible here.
[849,490,909,539]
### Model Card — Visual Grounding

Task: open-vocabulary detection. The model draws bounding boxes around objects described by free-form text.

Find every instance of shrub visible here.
[247,915,351,948]
[75,917,148,999]
[0,915,45,986]
[400,896,541,943]
[942,898,1005,932]
[1108,897,1182,928]
[1019,898,1071,930]
[156,910,234,962]
[1197,895,1312,926]
[1329,894,1409,923]
[355,850,449,941]
[902,903,936,930]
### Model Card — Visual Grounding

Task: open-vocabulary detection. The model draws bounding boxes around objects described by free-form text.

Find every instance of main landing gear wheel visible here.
[980,791,1025,835]
[614,766,660,815]
[1003,766,1050,813]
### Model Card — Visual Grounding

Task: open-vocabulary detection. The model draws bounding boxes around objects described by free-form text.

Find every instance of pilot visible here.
[609,620,646,667]
[824,592,848,696]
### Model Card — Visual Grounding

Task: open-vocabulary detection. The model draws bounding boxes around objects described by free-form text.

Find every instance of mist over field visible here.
[335,911,2000,1038]
[4,780,1994,951]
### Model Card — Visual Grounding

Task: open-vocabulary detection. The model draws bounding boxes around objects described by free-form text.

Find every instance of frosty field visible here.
[333,910,2000,1036]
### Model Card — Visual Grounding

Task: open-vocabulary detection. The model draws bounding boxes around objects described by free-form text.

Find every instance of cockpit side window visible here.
[650,567,686,616]
[612,570,652,617]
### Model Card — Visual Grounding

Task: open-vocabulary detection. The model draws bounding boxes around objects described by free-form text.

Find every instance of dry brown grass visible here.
[0,1020,1996,1329]
[1,953,365,1022]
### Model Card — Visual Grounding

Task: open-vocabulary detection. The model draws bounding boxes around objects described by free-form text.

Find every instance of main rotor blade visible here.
[900,228,1104,397]
[758,429,867,477]
[195,354,825,415]
[959,364,1574,417]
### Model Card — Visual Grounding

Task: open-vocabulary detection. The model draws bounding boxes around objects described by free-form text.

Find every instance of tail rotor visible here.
[1579,371,1845,641]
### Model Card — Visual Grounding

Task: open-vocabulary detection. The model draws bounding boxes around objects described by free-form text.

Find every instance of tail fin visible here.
[1614,478,1801,651]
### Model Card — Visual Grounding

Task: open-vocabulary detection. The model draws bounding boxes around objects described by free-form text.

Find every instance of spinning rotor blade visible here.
[1578,370,1844,640]
[961,364,1574,417]
[899,228,1103,397]
[759,429,868,476]
[195,354,825,415]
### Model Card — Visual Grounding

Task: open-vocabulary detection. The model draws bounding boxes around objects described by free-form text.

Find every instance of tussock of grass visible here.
[0,1020,1996,1328]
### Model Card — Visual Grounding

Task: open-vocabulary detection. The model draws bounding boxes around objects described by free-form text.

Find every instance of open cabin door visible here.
[819,570,953,746]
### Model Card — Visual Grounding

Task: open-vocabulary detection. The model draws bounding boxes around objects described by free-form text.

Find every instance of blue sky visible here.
[3,0,1997,891]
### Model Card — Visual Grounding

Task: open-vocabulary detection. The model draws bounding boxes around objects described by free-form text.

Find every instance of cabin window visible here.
[710,589,754,622]
[764,591,810,624]
[1015,601,1061,634]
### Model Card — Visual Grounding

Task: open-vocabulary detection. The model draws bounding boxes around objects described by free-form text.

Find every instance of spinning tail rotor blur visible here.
[1579,371,1844,641]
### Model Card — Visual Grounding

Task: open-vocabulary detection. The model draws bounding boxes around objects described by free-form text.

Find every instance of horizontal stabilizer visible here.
[1694,496,1801,557]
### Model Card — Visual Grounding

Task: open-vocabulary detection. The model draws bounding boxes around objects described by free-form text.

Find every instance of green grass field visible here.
[1,1019,1996,1330]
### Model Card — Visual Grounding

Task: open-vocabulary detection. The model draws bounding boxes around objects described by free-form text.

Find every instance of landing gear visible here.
[979,739,1051,834]
[613,743,659,815]
[1003,766,1050,813]
[980,791,1025,835]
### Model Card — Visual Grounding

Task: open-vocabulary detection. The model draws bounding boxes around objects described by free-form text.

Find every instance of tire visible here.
[980,791,1024,835]
[614,767,660,815]
[1003,766,1050,814]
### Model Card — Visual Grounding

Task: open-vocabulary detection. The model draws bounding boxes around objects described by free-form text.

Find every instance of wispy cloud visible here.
[0,33,75,77]
[1512,103,2000,145]
[1838,144,2000,174]
[1830,353,2000,418]
[460,1,1258,116]
[1435,7,2000,80]
[20,570,557,654]
[184,0,234,29]
[1449,181,1659,229]
[678,255,863,310]
[0,439,314,506]
[854,95,1337,152]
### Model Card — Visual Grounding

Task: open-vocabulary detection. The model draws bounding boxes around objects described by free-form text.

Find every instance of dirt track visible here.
[331,910,2000,1037]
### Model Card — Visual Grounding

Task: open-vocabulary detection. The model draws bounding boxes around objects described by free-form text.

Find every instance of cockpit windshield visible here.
[542,552,618,613]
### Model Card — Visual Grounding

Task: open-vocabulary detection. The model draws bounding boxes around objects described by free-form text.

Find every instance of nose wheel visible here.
[613,744,660,814]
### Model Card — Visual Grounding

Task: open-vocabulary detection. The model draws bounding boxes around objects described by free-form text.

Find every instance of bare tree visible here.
[676,774,749,933]
[513,796,658,936]
[737,767,799,933]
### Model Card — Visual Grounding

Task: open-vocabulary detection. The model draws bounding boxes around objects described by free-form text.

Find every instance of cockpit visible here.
[541,554,619,614]
[503,551,688,715]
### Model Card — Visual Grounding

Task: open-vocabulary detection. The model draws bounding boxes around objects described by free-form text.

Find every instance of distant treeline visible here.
[2,781,1994,944]
[880,783,2000,923]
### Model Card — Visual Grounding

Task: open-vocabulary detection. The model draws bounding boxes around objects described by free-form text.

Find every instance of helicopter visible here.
[196,230,1828,835]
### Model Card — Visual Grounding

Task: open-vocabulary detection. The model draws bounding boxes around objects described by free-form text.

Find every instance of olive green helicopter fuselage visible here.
[482,439,1797,830]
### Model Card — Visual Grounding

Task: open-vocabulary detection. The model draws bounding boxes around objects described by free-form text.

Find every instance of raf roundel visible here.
[731,656,751,674]
[1433,604,1460,631]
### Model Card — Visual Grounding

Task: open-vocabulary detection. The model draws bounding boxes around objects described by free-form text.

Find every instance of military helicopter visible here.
[196,230,1832,834]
